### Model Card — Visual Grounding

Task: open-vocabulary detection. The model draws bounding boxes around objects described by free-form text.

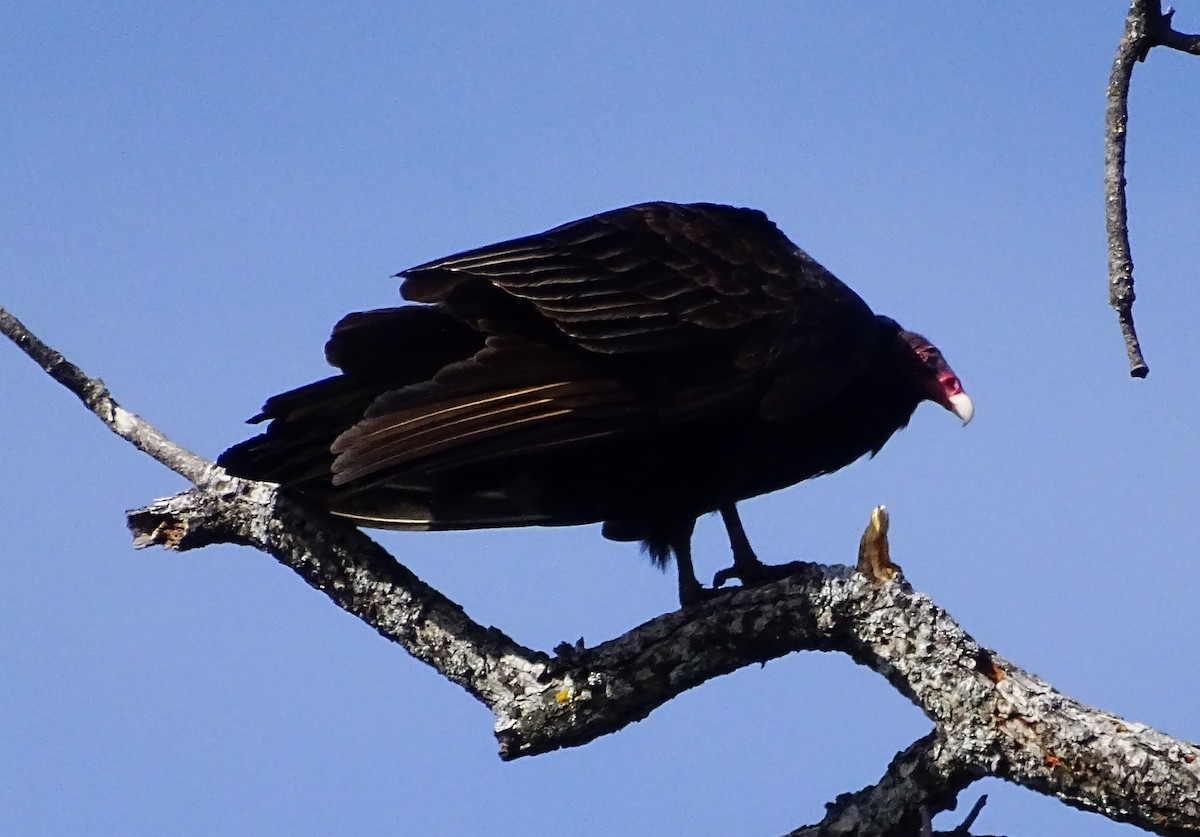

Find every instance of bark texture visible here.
[6,296,1200,835]
[116,473,1200,835]
[1105,0,1200,378]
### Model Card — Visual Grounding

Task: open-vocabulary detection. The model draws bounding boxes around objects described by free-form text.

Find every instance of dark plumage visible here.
[219,202,972,605]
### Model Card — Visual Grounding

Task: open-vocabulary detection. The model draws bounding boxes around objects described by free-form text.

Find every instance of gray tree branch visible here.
[1105,0,1200,378]
[8,2,1200,830]
[783,734,979,837]
[0,308,216,482]
[4,304,1199,834]
[120,484,1200,836]
[122,475,1200,837]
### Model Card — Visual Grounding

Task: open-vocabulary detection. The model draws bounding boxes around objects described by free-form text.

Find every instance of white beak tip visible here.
[948,392,974,426]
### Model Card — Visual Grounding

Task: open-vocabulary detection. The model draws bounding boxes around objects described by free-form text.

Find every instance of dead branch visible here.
[0,307,216,482]
[5,301,1200,835]
[1105,0,1200,378]
[118,475,1200,836]
[783,734,977,837]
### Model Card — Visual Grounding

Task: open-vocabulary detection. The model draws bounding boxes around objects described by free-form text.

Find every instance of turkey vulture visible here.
[219,202,972,606]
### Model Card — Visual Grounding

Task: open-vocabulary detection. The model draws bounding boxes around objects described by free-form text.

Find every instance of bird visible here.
[218,201,972,606]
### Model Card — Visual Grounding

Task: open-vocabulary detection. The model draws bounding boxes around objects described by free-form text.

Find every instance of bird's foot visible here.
[677,579,732,609]
[712,559,809,590]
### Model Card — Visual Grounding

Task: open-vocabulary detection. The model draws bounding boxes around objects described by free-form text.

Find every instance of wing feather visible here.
[328,336,650,486]
[400,202,875,359]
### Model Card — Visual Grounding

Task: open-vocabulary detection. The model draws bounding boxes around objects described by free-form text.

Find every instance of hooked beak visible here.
[946,391,974,426]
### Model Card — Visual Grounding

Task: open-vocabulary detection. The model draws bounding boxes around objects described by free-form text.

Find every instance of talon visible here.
[712,559,809,591]
[678,582,726,608]
[713,567,738,588]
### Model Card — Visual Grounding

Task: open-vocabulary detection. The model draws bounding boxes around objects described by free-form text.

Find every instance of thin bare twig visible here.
[0,307,215,483]
[951,795,988,835]
[1105,0,1200,378]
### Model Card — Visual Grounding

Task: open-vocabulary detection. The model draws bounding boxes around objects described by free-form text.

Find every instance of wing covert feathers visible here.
[400,202,873,355]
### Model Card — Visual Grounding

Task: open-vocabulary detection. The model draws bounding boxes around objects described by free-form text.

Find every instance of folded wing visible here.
[220,202,885,530]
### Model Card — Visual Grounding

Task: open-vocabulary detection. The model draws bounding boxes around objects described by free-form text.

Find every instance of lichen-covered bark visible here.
[127,481,1200,834]
[1105,0,1200,378]
[130,482,550,711]
[783,734,978,837]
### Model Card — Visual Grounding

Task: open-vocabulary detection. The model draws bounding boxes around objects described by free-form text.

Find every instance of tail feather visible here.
[218,306,483,487]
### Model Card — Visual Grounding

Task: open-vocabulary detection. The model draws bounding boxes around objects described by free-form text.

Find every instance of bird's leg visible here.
[672,522,705,606]
[712,503,805,589]
[669,519,715,608]
[720,503,760,568]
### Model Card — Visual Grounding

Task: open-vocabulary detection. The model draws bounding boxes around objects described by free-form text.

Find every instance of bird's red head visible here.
[896,330,973,425]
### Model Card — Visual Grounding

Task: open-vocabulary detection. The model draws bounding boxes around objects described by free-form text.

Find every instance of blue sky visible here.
[3,4,1198,835]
